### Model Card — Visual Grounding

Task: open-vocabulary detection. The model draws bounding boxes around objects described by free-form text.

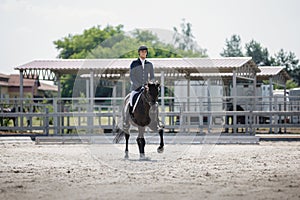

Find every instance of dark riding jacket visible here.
[130,58,155,91]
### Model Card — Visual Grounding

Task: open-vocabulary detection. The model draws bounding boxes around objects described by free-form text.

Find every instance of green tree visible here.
[88,28,206,59]
[286,79,299,89]
[53,25,124,97]
[245,40,271,66]
[220,34,244,57]
[272,49,300,85]
[131,29,160,44]
[54,23,208,97]
[291,68,300,86]
[273,80,299,90]
[273,49,299,72]
[220,34,299,87]
[87,35,137,59]
[54,25,124,59]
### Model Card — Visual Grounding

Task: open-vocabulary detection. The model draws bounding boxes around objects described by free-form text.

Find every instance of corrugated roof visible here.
[191,67,289,77]
[189,66,290,83]
[258,66,290,80]
[38,82,58,92]
[258,66,284,75]
[14,57,258,74]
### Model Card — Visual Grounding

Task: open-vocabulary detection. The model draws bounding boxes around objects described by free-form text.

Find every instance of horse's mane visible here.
[129,81,160,127]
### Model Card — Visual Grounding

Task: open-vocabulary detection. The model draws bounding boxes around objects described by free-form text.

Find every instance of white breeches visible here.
[129,90,139,107]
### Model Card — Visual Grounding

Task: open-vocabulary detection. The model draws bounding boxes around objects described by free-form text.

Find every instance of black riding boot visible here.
[136,138,146,158]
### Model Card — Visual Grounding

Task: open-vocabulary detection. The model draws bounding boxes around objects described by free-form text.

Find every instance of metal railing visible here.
[0,96,299,135]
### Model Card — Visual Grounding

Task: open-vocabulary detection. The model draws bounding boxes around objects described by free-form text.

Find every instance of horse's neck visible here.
[139,93,150,111]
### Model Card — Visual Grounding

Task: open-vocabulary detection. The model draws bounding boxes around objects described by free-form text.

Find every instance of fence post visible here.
[232,70,237,133]
[274,96,279,134]
[199,97,203,134]
[53,99,58,135]
[161,71,165,126]
[207,79,212,134]
[44,107,49,136]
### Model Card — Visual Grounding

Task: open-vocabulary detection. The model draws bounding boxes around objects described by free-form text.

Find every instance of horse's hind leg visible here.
[124,133,130,159]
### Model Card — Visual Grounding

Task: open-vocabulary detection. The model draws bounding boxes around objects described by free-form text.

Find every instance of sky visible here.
[0,0,300,74]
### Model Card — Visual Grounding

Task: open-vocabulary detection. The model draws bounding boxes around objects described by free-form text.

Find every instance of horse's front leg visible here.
[124,133,130,159]
[137,126,146,159]
[157,128,164,153]
[149,103,164,153]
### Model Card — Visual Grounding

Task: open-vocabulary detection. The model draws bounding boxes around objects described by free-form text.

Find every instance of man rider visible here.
[123,45,163,157]
[129,45,155,109]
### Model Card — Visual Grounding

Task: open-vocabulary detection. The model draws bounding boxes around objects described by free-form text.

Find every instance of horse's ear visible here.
[155,80,160,87]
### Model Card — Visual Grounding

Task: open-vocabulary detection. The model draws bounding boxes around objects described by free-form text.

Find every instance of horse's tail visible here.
[113,128,125,144]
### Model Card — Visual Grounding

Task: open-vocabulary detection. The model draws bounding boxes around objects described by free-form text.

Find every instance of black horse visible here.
[224,103,246,133]
[113,81,164,159]
[0,106,27,127]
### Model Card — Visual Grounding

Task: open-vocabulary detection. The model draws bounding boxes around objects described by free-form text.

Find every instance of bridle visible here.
[143,82,159,106]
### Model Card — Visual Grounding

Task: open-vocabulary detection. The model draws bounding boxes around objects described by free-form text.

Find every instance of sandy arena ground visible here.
[0,141,299,200]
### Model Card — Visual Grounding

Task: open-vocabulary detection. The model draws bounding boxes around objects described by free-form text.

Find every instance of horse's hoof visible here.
[157,146,164,153]
[124,151,129,159]
[139,154,150,160]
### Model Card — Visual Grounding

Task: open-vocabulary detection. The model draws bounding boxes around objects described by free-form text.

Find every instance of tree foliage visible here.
[245,39,271,66]
[272,49,299,72]
[221,35,300,87]
[272,49,300,85]
[54,23,208,97]
[54,25,124,59]
[53,25,125,97]
[88,29,206,59]
[220,34,244,57]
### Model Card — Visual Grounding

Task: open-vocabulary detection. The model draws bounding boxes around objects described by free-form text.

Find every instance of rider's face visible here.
[139,50,147,59]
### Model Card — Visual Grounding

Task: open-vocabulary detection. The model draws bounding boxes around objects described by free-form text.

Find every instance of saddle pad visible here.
[132,92,142,113]
[132,92,140,106]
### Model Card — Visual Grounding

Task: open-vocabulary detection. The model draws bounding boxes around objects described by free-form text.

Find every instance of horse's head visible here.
[144,81,160,105]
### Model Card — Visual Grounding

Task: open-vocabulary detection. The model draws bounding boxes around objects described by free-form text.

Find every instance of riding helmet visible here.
[138,45,148,52]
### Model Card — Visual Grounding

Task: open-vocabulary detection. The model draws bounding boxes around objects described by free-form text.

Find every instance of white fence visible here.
[0,96,299,135]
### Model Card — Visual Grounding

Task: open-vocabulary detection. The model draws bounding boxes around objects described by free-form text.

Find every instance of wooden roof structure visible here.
[14,57,292,125]
[15,57,259,81]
